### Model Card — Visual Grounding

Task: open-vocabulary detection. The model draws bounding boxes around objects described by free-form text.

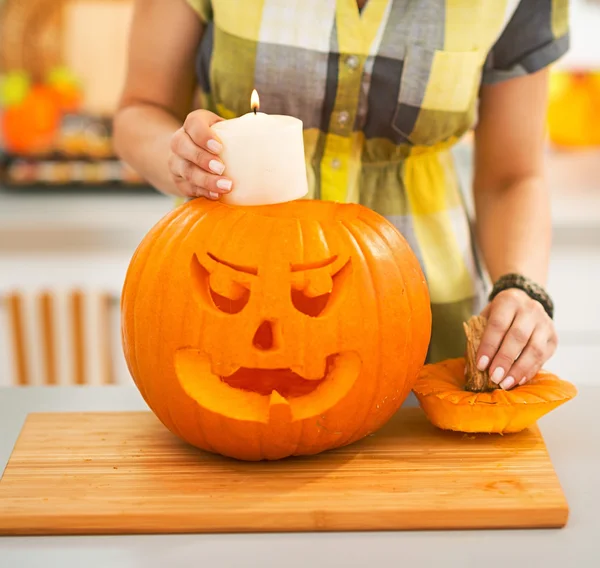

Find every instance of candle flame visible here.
[251,89,260,113]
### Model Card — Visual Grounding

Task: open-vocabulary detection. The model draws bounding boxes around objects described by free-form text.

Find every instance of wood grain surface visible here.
[0,408,569,534]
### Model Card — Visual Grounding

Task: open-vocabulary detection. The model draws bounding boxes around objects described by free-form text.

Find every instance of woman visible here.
[114,0,566,390]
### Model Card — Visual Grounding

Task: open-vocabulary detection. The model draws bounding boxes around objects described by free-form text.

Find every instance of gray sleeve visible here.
[482,0,570,84]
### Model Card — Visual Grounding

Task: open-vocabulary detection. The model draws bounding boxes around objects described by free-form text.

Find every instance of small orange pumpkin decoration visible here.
[2,84,61,154]
[413,316,577,434]
[122,198,432,460]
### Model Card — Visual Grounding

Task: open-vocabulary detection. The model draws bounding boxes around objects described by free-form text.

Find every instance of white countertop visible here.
[0,386,599,568]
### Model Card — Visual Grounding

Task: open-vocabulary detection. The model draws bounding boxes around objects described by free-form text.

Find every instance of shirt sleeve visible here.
[186,0,213,23]
[482,0,569,84]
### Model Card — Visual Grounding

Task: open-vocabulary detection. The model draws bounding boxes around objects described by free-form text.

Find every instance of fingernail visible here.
[216,179,232,191]
[209,159,225,175]
[207,139,223,154]
[519,376,528,385]
[500,376,515,390]
[477,355,490,371]
[209,192,219,199]
[491,367,505,384]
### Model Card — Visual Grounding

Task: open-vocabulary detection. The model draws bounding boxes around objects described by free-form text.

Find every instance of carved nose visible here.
[253,320,275,351]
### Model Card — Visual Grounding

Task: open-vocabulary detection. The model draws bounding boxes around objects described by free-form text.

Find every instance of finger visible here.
[174,178,221,200]
[169,155,232,195]
[500,325,556,390]
[171,130,227,175]
[475,300,517,376]
[183,111,224,154]
[488,312,536,386]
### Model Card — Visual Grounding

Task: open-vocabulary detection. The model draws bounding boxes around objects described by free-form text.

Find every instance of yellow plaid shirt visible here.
[186,0,569,361]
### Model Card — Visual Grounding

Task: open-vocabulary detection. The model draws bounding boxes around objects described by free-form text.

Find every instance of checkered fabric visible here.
[186,0,569,362]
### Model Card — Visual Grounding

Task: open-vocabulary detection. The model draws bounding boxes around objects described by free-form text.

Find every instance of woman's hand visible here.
[476,289,557,390]
[168,109,233,199]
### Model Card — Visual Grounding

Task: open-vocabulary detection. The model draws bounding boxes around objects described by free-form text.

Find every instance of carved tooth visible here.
[292,357,328,381]
[269,390,292,424]
[211,359,240,378]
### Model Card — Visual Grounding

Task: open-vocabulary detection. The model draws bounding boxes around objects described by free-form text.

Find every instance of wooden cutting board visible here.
[0,408,569,535]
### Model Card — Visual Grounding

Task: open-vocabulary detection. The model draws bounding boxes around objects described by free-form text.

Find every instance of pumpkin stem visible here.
[463,315,499,393]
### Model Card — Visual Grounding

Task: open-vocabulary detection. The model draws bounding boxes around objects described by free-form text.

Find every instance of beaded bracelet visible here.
[489,273,554,319]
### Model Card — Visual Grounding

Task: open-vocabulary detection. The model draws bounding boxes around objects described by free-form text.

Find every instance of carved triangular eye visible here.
[291,260,352,317]
[291,289,330,317]
[191,255,250,314]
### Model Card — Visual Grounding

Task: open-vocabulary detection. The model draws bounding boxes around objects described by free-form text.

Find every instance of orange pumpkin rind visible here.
[122,198,432,460]
[412,357,577,434]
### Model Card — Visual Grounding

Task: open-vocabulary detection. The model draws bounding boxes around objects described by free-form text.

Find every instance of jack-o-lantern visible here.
[121,198,432,460]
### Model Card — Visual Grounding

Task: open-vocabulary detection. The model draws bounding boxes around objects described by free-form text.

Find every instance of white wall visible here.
[558,0,600,70]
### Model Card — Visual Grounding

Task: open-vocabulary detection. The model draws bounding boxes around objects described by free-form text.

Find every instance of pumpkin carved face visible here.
[122,198,431,460]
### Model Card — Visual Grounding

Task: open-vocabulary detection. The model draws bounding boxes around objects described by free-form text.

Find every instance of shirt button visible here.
[338,111,349,125]
[346,55,359,70]
[331,158,341,169]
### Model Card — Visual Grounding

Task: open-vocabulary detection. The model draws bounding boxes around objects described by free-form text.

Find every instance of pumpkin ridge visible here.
[340,218,384,443]
[202,203,250,272]
[152,211,213,442]
[123,212,173,391]
[128,209,195,405]
[358,211,419,407]
[362,207,432,403]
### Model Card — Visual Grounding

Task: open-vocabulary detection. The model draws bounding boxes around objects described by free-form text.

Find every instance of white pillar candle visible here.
[211,91,309,206]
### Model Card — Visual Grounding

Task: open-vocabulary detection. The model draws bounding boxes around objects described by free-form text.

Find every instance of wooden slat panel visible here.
[40,292,57,385]
[0,408,569,535]
[7,294,28,385]
[3,289,116,386]
[99,293,114,385]
[70,290,85,385]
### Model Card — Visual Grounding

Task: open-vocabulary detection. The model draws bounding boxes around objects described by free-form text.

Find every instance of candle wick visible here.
[253,107,257,115]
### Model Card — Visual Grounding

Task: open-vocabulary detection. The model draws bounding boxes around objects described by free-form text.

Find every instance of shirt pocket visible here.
[392,45,483,147]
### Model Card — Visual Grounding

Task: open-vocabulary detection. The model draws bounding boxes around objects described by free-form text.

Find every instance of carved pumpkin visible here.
[121,198,432,460]
[413,317,577,434]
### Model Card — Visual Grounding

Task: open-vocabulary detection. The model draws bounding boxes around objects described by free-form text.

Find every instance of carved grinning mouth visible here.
[219,358,339,398]
[174,351,361,424]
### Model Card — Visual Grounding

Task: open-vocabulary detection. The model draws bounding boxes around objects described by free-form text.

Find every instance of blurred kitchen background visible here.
[0,0,599,387]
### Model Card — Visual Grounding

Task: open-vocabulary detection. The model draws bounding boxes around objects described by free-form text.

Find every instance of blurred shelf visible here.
[0,153,146,187]
[0,183,155,194]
